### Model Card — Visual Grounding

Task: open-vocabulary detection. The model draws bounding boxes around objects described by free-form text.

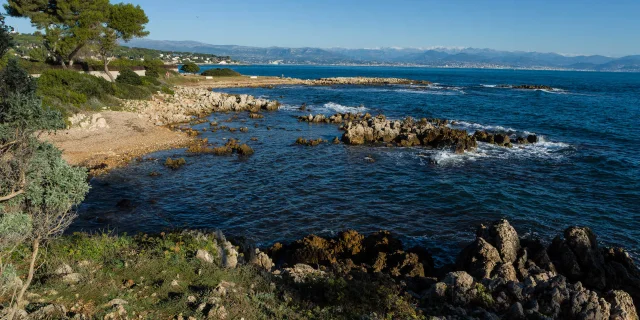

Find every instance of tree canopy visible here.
[5,0,149,70]
[180,62,200,74]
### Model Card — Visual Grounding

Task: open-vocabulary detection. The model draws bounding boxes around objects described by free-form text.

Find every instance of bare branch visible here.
[0,189,24,202]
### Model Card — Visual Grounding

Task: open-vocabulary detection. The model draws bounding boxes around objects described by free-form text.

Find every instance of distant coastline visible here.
[197,62,640,73]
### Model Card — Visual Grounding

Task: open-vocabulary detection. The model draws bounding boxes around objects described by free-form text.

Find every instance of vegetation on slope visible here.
[1,231,421,319]
[201,68,242,77]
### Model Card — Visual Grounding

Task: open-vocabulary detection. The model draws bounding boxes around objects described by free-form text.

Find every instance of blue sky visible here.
[4,0,639,57]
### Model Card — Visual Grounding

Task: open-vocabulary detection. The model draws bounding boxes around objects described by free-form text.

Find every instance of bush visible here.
[160,86,174,95]
[116,68,143,85]
[140,75,160,86]
[144,59,165,78]
[37,69,115,110]
[201,68,241,77]
[114,83,152,100]
[180,62,199,74]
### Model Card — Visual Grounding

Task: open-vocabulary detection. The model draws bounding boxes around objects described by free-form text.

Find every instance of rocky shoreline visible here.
[258,219,640,319]
[13,219,639,319]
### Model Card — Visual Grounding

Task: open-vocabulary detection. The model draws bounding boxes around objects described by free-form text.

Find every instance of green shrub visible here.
[116,68,143,85]
[201,68,241,77]
[180,62,199,74]
[114,83,152,100]
[37,69,115,110]
[160,86,175,95]
[144,59,165,78]
[141,75,160,86]
[145,68,159,78]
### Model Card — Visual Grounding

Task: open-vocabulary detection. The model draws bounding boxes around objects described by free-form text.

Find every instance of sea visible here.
[70,65,640,264]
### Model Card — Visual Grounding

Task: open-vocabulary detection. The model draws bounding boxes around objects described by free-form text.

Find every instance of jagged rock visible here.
[493,263,518,282]
[443,271,476,305]
[484,219,521,264]
[196,249,214,264]
[567,282,611,319]
[220,241,238,269]
[457,237,503,279]
[251,249,274,271]
[606,290,639,320]
[282,263,326,283]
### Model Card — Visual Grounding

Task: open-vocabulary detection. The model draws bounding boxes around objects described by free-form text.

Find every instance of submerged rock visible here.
[164,157,186,169]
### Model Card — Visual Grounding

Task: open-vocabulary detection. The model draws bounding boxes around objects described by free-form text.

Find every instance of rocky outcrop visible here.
[299,112,478,152]
[268,219,639,319]
[341,115,476,153]
[548,227,640,306]
[123,87,280,126]
[474,130,539,147]
[308,77,431,86]
[513,84,555,90]
[295,137,325,146]
[268,230,433,279]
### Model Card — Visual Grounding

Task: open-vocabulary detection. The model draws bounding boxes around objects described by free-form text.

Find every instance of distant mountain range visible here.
[122,39,640,71]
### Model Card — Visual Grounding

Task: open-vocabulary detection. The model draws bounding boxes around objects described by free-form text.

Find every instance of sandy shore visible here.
[43,111,192,175]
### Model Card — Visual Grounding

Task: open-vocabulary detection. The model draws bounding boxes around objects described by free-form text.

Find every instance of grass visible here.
[2,232,425,319]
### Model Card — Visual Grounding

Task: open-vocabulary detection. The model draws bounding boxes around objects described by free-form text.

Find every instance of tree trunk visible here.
[67,43,85,66]
[10,237,39,319]
[103,58,115,82]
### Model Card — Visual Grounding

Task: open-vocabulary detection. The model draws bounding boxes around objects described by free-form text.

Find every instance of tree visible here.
[97,3,149,81]
[181,61,200,74]
[4,0,148,69]
[0,15,89,317]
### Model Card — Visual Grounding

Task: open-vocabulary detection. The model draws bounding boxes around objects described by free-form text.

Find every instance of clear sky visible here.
[3,0,639,57]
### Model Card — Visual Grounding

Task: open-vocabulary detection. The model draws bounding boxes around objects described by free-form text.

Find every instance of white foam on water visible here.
[420,150,483,166]
[318,102,369,114]
[396,88,464,96]
[278,104,302,111]
[450,121,518,134]
[535,88,569,94]
[480,84,498,88]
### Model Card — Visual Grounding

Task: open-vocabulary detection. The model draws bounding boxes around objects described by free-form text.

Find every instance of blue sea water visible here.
[71,66,640,263]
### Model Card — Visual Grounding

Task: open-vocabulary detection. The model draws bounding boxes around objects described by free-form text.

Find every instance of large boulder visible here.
[456,237,503,279]
[606,290,639,320]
